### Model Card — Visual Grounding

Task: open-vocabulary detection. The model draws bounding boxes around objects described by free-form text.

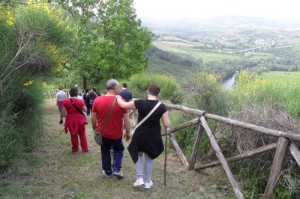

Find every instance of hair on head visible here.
[147,83,160,96]
[69,86,79,97]
[106,79,119,90]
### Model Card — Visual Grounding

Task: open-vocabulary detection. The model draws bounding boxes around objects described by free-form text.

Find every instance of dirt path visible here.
[0,99,231,199]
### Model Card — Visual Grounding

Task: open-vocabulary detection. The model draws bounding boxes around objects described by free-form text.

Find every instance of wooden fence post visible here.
[289,142,300,167]
[168,134,189,168]
[263,137,289,199]
[200,116,244,199]
[189,123,204,170]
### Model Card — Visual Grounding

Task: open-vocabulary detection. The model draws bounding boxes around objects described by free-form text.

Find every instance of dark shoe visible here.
[102,170,112,178]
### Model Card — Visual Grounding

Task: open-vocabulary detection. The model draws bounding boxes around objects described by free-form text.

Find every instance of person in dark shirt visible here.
[88,87,99,109]
[116,83,171,189]
[119,83,133,102]
[83,89,91,115]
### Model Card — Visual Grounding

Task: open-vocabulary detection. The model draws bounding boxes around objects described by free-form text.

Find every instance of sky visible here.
[134,0,300,21]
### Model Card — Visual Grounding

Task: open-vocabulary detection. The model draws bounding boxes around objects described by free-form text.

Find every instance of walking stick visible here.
[164,127,168,186]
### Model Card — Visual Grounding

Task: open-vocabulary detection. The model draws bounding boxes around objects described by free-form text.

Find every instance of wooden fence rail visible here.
[164,103,300,199]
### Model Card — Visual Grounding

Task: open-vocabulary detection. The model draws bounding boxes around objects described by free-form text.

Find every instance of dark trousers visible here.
[85,102,91,115]
[101,137,124,175]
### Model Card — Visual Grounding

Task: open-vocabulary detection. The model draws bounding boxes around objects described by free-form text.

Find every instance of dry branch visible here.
[195,142,277,170]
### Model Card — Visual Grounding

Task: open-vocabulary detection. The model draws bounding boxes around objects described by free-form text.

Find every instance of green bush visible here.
[13,81,44,151]
[128,73,183,104]
[174,72,233,157]
[0,79,44,167]
[184,72,233,116]
[0,125,21,167]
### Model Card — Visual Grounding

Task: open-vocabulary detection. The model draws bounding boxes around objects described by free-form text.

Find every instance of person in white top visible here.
[56,86,67,113]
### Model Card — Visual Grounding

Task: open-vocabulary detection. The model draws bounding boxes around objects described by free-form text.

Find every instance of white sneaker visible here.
[144,181,153,189]
[113,170,123,179]
[133,178,144,187]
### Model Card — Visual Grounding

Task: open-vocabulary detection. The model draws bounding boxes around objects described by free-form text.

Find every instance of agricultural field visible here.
[261,71,300,86]
[150,27,300,62]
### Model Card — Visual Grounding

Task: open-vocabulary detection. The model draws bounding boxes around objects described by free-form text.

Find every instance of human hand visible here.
[124,132,131,142]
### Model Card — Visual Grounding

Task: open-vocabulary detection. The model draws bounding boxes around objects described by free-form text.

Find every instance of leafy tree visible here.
[95,0,152,79]
[69,0,151,86]
[48,0,152,88]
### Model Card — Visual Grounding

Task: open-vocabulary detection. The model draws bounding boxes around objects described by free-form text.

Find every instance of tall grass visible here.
[234,71,300,117]
[231,71,300,198]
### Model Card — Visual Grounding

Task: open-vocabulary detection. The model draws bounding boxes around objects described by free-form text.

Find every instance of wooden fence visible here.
[163,103,300,199]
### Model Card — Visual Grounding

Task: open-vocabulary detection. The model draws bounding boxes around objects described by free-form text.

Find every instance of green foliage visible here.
[0,2,74,94]
[0,125,21,167]
[229,71,300,196]
[0,79,44,167]
[274,187,296,199]
[0,2,71,167]
[174,127,195,155]
[231,161,266,199]
[96,0,152,79]
[65,0,152,87]
[233,71,300,117]
[14,81,44,151]
[174,72,234,160]
[128,73,183,104]
[185,72,233,116]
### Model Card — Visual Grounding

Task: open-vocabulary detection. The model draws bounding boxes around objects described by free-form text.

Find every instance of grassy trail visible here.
[0,99,231,199]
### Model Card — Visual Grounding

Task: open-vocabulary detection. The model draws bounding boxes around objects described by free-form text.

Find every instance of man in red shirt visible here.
[91,79,131,179]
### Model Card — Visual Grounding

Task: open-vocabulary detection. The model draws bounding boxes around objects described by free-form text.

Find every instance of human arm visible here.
[123,113,131,141]
[162,111,171,128]
[116,95,136,109]
[82,105,87,112]
[56,94,59,105]
[91,112,97,130]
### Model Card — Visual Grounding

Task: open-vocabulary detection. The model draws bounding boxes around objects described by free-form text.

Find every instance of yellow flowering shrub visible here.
[234,71,300,117]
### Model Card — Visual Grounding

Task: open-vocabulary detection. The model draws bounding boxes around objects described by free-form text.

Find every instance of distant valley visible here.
[143,16,300,80]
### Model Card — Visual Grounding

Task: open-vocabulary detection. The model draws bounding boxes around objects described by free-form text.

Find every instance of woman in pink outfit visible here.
[61,87,89,154]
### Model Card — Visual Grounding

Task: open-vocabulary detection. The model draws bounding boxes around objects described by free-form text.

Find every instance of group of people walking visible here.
[56,79,171,190]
